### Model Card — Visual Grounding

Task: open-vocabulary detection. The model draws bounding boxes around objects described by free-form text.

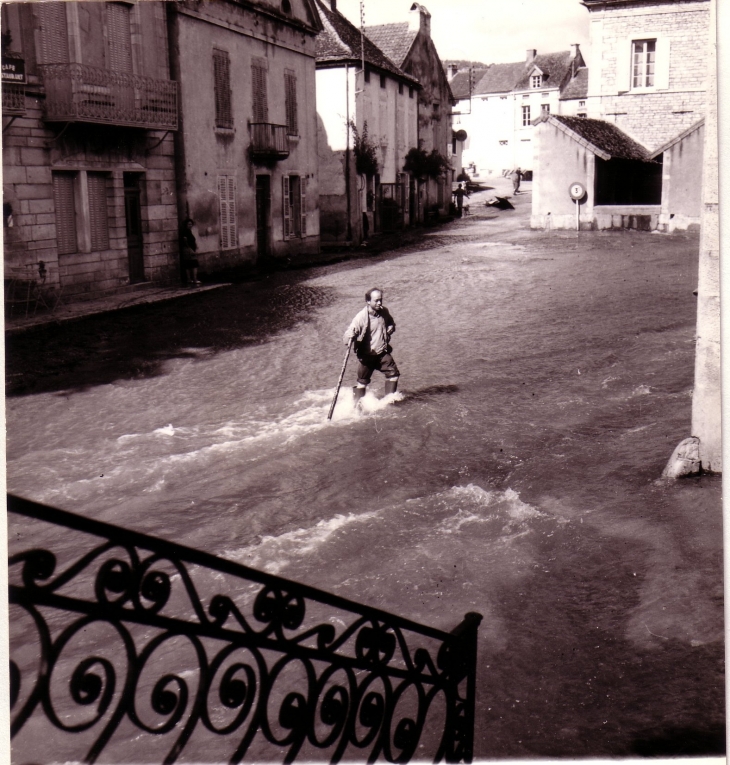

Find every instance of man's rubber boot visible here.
[384,378,399,396]
[352,386,366,405]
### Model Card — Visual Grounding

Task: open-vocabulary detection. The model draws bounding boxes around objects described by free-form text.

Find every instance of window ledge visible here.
[215,126,236,135]
[287,133,300,141]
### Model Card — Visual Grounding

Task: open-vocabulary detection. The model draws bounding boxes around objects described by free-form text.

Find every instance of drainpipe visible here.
[345,63,352,242]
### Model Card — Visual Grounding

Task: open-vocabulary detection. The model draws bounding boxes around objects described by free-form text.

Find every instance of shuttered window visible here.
[218,175,237,250]
[213,49,233,129]
[37,2,69,64]
[53,172,77,255]
[283,175,306,239]
[251,60,268,123]
[107,3,133,73]
[284,70,298,135]
[88,173,110,250]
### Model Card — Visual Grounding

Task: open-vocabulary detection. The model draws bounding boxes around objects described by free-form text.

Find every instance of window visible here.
[218,175,238,249]
[500,96,507,100]
[531,74,542,88]
[398,82,403,95]
[36,2,69,63]
[380,73,386,89]
[541,103,550,115]
[214,49,233,129]
[107,3,133,73]
[251,59,268,122]
[409,86,413,98]
[364,68,370,84]
[87,173,109,250]
[579,100,586,108]
[632,39,656,88]
[283,175,306,239]
[522,105,531,126]
[284,69,298,135]
[53,172,77,255]
[499,140,508,145]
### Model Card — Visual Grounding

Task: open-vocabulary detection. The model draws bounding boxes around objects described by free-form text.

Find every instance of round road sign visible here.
[569,182,586,200]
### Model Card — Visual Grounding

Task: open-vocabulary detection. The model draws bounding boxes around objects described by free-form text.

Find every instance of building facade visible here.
[168,0,322,272]
[315,0,419,244]
[2,1,179,300]
[451,48,587,177]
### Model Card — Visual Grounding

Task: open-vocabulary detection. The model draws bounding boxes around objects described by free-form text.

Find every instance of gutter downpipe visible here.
[345,63,352,243]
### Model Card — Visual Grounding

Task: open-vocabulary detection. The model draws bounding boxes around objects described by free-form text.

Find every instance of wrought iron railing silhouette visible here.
[39,63,178,130]
[2,82,25,115]
[8,494,482,764]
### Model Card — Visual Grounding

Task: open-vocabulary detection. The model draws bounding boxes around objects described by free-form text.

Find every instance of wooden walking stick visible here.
[327,338,354,420]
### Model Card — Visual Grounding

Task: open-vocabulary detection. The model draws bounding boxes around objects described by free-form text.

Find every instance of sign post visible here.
[569,182,586,231]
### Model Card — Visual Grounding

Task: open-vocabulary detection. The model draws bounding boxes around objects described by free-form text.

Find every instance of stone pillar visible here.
[690,0,721,472]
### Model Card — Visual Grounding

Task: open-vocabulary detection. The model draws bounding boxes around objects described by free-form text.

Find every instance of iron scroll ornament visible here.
[8,494,482,763]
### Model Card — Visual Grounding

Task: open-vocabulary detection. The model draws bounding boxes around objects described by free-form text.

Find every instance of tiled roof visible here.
[513,51,577,91]
[560,67,589,100]
[473,61,526,94]
[548,115,654,162]
[314,0,418,84]
[450,68,489,100]
[363,22,417,68]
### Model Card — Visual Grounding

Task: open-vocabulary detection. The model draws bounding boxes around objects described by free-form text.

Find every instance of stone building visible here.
[450,48,587,177]
[2,1,179,301]
[365,3,455,217]
[314,0,419,244]
[168,0,322,271]
[531,0,710,232]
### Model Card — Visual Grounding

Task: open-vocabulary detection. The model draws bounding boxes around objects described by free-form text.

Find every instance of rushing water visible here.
[6,215,724,758]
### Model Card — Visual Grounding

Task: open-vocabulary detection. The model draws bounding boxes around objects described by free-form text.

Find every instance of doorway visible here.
[255,175,271,260]
[123,173,145,283]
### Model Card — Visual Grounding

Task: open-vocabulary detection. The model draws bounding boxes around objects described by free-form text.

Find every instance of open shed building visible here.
[531,114,703,232]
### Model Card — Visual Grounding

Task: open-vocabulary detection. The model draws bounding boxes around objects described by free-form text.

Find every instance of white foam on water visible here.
[631,384,652,396]
[223,509,381,575]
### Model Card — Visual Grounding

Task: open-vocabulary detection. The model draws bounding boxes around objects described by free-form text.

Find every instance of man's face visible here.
[367,291,383,313]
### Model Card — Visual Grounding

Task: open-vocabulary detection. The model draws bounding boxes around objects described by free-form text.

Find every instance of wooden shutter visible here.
[37,2,69,64]
[107,3,133,73]
[88,173,109,251]
[282,175,291,239]
[251,61,268,123]
[52,173,77,255]
[284,70,298,135]
[214,49,233,129]
[218,175,237,250]
[655,38,670,90]
[616,38,631,93]
[300,176,307,237]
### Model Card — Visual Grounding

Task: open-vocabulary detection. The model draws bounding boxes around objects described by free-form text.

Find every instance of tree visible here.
[403,147,451,181]
[348,120,379,178]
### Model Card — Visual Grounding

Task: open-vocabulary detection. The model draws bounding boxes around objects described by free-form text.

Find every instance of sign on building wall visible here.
[2,57,26,83]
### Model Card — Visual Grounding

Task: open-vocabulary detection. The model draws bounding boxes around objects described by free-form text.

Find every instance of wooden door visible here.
[123,173,145,283]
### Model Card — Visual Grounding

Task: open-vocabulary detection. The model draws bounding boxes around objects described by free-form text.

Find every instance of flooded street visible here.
[6,200,724,758]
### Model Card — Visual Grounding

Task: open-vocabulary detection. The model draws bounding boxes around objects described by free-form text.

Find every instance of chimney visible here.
[570,43,580,59]
[447,63,459,81]
[408,3,431,36]
[526,48,537,63]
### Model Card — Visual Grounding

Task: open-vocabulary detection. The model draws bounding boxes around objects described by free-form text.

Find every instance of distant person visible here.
[180,218,200,286]
[343,288,399,404]
[511,168,523,194]
[453,183,468,217]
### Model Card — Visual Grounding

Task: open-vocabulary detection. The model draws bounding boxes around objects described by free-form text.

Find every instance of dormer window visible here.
[531,74,542,88]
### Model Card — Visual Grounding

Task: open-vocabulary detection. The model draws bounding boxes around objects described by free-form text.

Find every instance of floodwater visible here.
[6,211,724,759]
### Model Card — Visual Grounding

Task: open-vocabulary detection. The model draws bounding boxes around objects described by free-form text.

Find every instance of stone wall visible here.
[588,0,709,151]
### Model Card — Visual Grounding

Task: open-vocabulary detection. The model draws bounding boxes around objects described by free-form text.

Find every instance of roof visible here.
[544,115,654,162]
[513,51,579,91]
[450,68,489,100]
[560,67,589,100]
[363,22,417,69]
[649,118,705,158]
[473,61,526,94]
[314,0,418,84]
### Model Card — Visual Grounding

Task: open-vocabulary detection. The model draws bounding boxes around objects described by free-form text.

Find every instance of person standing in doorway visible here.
[343,288,399,404]
[180,218,200,287]
[511,168,523,194]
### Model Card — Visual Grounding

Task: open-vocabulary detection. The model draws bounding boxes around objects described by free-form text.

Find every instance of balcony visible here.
[2,82,25,115]
[39,63,177,130]
[250,122,290,162]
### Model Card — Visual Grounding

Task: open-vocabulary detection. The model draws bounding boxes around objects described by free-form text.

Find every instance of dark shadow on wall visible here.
[6,272,336,397]
[630,725,726,756]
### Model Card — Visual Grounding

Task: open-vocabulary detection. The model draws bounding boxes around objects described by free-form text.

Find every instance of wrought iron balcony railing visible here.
[8,493,482,764]
[2,82,26,115]
[38,63,178,130]
[250,122,290,161]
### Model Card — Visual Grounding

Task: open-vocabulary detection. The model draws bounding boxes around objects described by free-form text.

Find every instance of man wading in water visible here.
[343,288,399,404]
